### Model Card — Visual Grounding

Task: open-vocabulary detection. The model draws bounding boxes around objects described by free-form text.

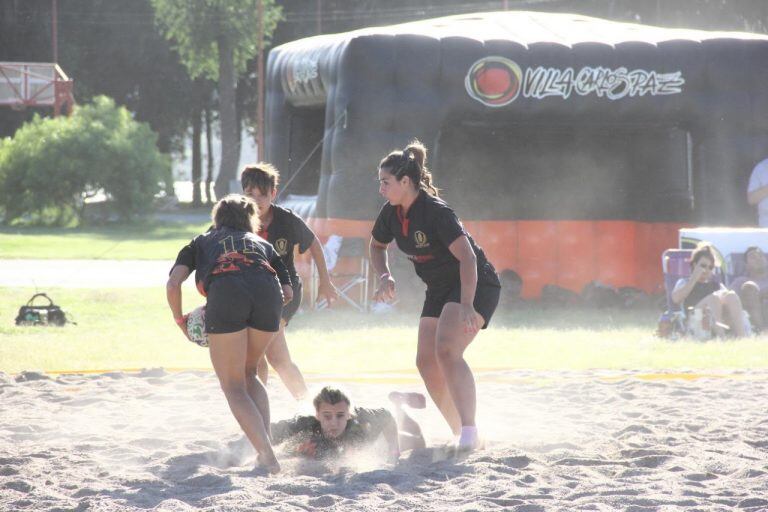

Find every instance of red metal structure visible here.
[0,62,74,116]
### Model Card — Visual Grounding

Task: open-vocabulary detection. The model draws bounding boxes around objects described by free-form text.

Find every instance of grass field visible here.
[2,286,767,376]
[0,220,210,260]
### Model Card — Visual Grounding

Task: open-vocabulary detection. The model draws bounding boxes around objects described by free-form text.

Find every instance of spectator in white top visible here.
[747,157,768,227]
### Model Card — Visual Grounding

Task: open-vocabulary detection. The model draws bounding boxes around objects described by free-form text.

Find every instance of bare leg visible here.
[255,355,269,386]
[739,282,762,331]
[416,317,461,435]
[434,303,484,431]
[209,329,279,474]
[721,290,746,337]
[389,392,426,451]
[696,294,725,337]
[264,322,308,400]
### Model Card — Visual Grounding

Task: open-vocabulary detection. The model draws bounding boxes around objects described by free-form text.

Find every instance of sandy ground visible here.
[2,369,767,511]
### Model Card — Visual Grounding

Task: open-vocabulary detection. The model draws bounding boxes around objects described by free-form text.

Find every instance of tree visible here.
[151,0,282,199]
[0,96,169,225]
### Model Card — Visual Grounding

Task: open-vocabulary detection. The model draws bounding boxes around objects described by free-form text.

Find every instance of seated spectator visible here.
[671,243,747,337]
[729,246,768,331]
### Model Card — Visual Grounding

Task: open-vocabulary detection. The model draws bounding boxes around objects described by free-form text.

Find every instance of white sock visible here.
[458,426,478,448]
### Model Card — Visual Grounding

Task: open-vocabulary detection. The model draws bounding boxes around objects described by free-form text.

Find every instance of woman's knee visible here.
[722,290,742,307]
[741,281,760,298]
[416,351,439,374]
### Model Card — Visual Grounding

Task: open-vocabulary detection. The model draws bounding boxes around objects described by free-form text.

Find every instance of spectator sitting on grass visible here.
[671,243,748,338]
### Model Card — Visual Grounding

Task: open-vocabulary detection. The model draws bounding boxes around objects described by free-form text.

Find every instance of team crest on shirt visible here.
[414,231,430,249]
[275,238,289,255]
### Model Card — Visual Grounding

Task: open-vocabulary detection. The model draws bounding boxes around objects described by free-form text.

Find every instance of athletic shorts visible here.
[205,272,283,334]
[421,282,501,329]
[281,279,302,324]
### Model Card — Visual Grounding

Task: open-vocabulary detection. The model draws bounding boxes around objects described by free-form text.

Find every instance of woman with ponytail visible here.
[369,140,501,450]
[167,194,292,474]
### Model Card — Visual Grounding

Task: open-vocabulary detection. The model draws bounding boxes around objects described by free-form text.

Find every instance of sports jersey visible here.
[271,407,394,459]
[172,226,291,294]
[258,205,315,285]
[371,190,500,290]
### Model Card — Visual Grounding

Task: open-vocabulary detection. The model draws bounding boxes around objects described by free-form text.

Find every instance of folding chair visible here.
[313,237,370,311]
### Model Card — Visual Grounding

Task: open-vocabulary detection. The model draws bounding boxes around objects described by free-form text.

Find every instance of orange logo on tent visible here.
[465,57,522,107]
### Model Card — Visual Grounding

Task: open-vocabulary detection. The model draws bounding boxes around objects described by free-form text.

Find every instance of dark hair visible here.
[690,242,716,269]
[312,386,351,410]
[241,162,280,195]
[379,139,439,196]
[211,194,260,233]
[745,246,762,258]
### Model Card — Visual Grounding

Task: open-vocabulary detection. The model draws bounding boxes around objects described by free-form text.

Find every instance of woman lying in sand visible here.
[271,386,426,462]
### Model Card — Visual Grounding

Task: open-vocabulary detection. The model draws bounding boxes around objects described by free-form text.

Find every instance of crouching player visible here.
[271,386,426,462]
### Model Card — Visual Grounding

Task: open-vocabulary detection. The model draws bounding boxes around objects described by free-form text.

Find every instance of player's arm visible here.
[448,235,480,333]
[270,253,293,304]
[308,238,339,305]
[369,237,395,302]
[381,413,400,463]
[166,265,191,334]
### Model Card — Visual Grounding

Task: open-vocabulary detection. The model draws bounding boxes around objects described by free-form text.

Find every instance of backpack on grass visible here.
[14,293,71,326]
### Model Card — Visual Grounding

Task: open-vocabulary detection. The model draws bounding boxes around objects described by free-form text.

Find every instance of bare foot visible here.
[256,453,281,475]
[388,391,427,409]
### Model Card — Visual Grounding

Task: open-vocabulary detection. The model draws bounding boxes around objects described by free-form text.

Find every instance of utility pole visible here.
[256,0,265,160]
[52,0,58,63]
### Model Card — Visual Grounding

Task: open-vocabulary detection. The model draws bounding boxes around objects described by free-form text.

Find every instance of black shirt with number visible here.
[271,407,395,459]
[258,205,316,286]
[371,190,500,290]
[171,226,291,295]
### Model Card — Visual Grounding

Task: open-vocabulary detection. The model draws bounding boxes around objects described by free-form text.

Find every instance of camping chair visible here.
[725,252,746,288]
[314,236,370,311]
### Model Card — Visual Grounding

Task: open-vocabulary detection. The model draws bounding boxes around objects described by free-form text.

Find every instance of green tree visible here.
[151,0,282,199]
[0,96,169,225]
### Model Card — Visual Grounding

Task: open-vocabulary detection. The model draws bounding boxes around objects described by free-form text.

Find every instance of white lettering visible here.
[523,65,684,101]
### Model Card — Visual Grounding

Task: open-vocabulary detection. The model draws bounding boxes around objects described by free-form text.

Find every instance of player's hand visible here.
[175,314,190,340]
[460,303,481,334]
[691,262,707,282]
[373,274,396,303]
[281,284,294,305]
[317,278,339,306]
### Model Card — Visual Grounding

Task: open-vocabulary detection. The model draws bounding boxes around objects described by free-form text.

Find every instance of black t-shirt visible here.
[258,205,315,285]
[371,190,499,290]
[171,226,291,294]
[271,407,394,459]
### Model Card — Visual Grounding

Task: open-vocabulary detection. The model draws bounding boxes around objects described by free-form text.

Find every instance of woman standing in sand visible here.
[368,140,501,449]
[166,194,292,473]
[240,163,339,400]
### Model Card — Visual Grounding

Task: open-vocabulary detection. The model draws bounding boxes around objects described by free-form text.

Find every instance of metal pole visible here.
[256,0,265,161]
[52,0,58,63]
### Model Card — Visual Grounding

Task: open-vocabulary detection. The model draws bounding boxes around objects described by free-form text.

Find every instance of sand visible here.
[1,368,767,511]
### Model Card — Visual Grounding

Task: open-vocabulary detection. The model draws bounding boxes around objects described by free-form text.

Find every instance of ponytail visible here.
[378,139,439,196]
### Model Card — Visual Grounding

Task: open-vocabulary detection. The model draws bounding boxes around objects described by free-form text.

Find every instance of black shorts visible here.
[421,282,501,329]
[281,279,303,324]
[206,272,283,334]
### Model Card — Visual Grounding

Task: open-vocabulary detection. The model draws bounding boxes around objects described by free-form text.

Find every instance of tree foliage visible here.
[151,0,282,81]
[0,96,169,225]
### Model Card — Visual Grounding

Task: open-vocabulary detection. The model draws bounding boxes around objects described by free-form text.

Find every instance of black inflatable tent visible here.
[265,11,768,297]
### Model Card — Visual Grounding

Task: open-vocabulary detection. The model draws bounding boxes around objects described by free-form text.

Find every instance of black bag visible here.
[15,293,69,326]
